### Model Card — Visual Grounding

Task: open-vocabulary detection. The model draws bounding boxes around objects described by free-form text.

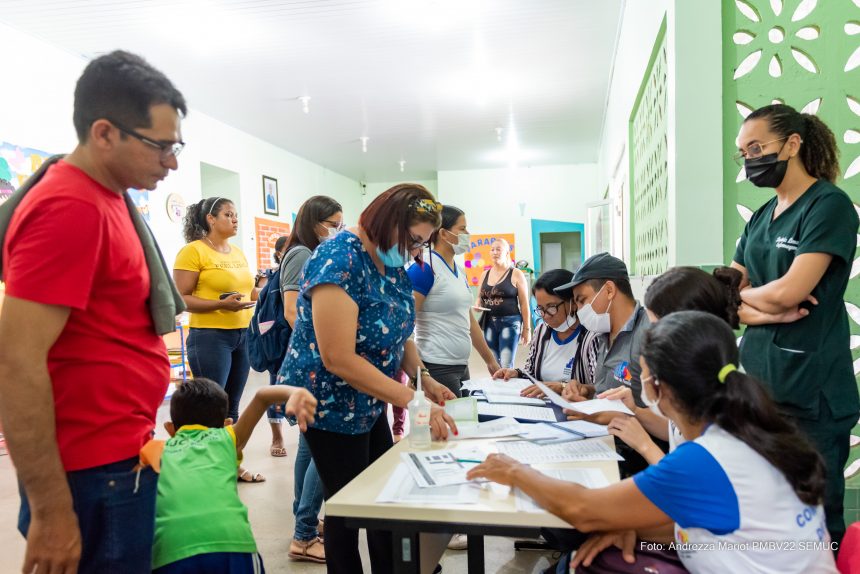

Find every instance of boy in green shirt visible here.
[150,378,316,573]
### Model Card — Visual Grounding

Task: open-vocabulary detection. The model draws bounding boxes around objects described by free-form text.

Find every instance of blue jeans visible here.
[483,315,522,369]
[187,328,250,422]
[18,456,158,574]
[267,370,284,422]
[153,552,265,573]
[294,433,324,541]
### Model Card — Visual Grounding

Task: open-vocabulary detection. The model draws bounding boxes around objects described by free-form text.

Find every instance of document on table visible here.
[515,468,610,512]
[518,421,609,445]
[483,391,546,406]
[525,376,634,416]
[376,463,480,504]
[497,439,624,464]
[462,377,532,396]
[401,449,485,487]
[453,416,525,440]
[477,402,557,422]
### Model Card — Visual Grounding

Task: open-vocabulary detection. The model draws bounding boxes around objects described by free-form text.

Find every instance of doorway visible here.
[200,162,243,250]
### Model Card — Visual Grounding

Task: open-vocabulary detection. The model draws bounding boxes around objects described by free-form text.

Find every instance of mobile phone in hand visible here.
[219,291,239,300]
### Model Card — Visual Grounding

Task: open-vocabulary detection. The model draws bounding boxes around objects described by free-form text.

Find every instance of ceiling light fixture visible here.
[298,96,311,114]
[360,136,369,153]
[495,127,503,141]
[399,159,406,172]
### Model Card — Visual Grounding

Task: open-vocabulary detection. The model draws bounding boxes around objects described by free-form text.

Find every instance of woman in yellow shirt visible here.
[173,197,262,482]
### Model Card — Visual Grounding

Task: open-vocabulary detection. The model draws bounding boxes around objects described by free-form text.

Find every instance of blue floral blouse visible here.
[277,231,415,434]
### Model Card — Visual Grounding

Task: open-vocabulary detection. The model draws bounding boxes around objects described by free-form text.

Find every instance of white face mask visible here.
[640,376,665,417]
[577,284,612,334]
[320,224,339,242]
[550,304,577,333]
[444,230,471,255]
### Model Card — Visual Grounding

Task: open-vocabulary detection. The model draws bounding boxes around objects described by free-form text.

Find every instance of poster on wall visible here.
[128,189,151,222]
[254,217,291,272]
[463,233,516,287]
[0,142,54,204]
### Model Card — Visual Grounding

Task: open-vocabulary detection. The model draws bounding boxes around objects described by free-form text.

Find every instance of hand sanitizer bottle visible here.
[408,367,432,449]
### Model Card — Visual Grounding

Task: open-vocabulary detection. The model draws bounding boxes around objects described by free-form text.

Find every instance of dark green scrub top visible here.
[734,179,859,421]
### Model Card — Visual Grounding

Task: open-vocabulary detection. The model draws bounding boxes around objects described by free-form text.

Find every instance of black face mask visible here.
[744,151,788,188]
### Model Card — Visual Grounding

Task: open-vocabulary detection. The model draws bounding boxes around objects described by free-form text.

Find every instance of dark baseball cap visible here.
[554,252,629,292]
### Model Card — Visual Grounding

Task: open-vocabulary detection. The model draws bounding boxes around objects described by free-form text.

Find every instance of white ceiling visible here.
[0,0,624,182]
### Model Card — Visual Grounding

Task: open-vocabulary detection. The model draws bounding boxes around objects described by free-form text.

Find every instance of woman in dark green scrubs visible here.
[731,103,858,546]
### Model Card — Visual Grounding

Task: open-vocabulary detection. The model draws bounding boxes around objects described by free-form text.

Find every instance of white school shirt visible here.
[539,326,582,382]
[407,252,474,365]
[634,425,836,574]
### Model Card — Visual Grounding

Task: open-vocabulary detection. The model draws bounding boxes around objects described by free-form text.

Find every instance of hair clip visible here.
[413,199,442,213]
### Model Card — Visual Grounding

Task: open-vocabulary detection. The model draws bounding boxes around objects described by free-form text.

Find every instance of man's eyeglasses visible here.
[732,137,787,165]
[112,121,185,160]
[534,301,567,318]
[323,219,346,231]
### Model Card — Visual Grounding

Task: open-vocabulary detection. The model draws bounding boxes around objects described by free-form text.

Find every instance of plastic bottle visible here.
[408,367,432,449]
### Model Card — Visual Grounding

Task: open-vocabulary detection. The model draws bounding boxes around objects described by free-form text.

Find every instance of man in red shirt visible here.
[0,51,186,574]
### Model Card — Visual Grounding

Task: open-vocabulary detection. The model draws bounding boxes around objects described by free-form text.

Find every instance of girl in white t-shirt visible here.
[468,311,836,574]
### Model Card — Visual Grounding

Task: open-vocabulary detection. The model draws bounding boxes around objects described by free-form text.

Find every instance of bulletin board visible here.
[254,217,291,272]
[463,233,516,286]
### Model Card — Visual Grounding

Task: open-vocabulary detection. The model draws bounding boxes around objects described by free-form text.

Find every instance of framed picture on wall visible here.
[586,200,612,258]
[262,175,279,216]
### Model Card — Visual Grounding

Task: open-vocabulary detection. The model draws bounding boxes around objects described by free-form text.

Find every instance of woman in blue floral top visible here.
[278,184,458,574]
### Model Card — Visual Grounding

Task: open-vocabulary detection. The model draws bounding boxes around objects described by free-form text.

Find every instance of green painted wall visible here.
[721,0,860,516]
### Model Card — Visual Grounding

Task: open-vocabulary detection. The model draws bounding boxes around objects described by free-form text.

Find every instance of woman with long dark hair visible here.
[468,311,835,573]
[731,103,858,544]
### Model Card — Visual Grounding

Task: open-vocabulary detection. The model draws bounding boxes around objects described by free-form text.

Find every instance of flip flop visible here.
[270,445,287,457]
[238,469,266,483]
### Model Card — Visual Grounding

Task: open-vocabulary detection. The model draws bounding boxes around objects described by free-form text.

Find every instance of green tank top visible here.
[152,425,257,568]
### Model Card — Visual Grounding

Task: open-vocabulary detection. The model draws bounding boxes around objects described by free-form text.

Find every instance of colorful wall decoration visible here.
[0,142,53,204]
[463,233,516,286]
[254,217,291,273]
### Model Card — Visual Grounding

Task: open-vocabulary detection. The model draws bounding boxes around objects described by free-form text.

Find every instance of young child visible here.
[149,377,316,573]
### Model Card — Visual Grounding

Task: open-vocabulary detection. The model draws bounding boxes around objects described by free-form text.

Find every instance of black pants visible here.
[788,399,857,547]
[304,416,394,574]
[424,361,471,397]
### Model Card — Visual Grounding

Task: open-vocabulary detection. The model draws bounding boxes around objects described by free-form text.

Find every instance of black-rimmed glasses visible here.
[112,121,185,160]
[534,301,567,318]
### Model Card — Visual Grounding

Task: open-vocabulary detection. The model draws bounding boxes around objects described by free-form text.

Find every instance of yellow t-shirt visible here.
[173,240,255,329]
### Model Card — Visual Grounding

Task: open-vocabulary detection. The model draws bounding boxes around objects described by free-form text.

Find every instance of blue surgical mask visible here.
[376,244,408,268]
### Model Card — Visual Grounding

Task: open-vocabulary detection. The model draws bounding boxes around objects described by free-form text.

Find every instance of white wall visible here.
[362,179,439,208]
[596,0,723,269]
[437,164,597,269]
[0,21,362,268]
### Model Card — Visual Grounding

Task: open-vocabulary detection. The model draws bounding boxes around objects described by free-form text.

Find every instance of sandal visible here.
[238,469,266,483]
[270,445,287,457]
[289,537,326,563]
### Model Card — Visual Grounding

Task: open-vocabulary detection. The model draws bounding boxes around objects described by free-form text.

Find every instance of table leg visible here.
[392,530,421,574]
[466,534,485,573]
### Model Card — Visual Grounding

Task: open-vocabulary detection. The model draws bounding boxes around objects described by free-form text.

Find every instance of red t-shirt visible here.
[3,160,169,471]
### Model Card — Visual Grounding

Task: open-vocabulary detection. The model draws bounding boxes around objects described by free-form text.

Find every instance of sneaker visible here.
[288,537,326,564]
[447,533,468,550]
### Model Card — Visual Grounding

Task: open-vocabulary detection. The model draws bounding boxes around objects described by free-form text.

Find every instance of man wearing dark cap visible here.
[554,252,656,476]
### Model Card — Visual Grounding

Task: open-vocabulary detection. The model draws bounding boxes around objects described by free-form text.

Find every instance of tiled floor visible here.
[0,348,561,573]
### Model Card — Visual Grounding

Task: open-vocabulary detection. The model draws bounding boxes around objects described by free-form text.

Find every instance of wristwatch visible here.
[409,367,431,388]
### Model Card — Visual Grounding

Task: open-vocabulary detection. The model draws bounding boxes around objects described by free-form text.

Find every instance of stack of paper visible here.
[497,439,624,464]
[477,402,557,422]
[376,463,481,504]
[518,420,609,445]
[453,416,525,440]
[401,448,488,487]
[462,377,532,396]
[514,468,610,512]
[525,377,634,416]
[483,391,546,406]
